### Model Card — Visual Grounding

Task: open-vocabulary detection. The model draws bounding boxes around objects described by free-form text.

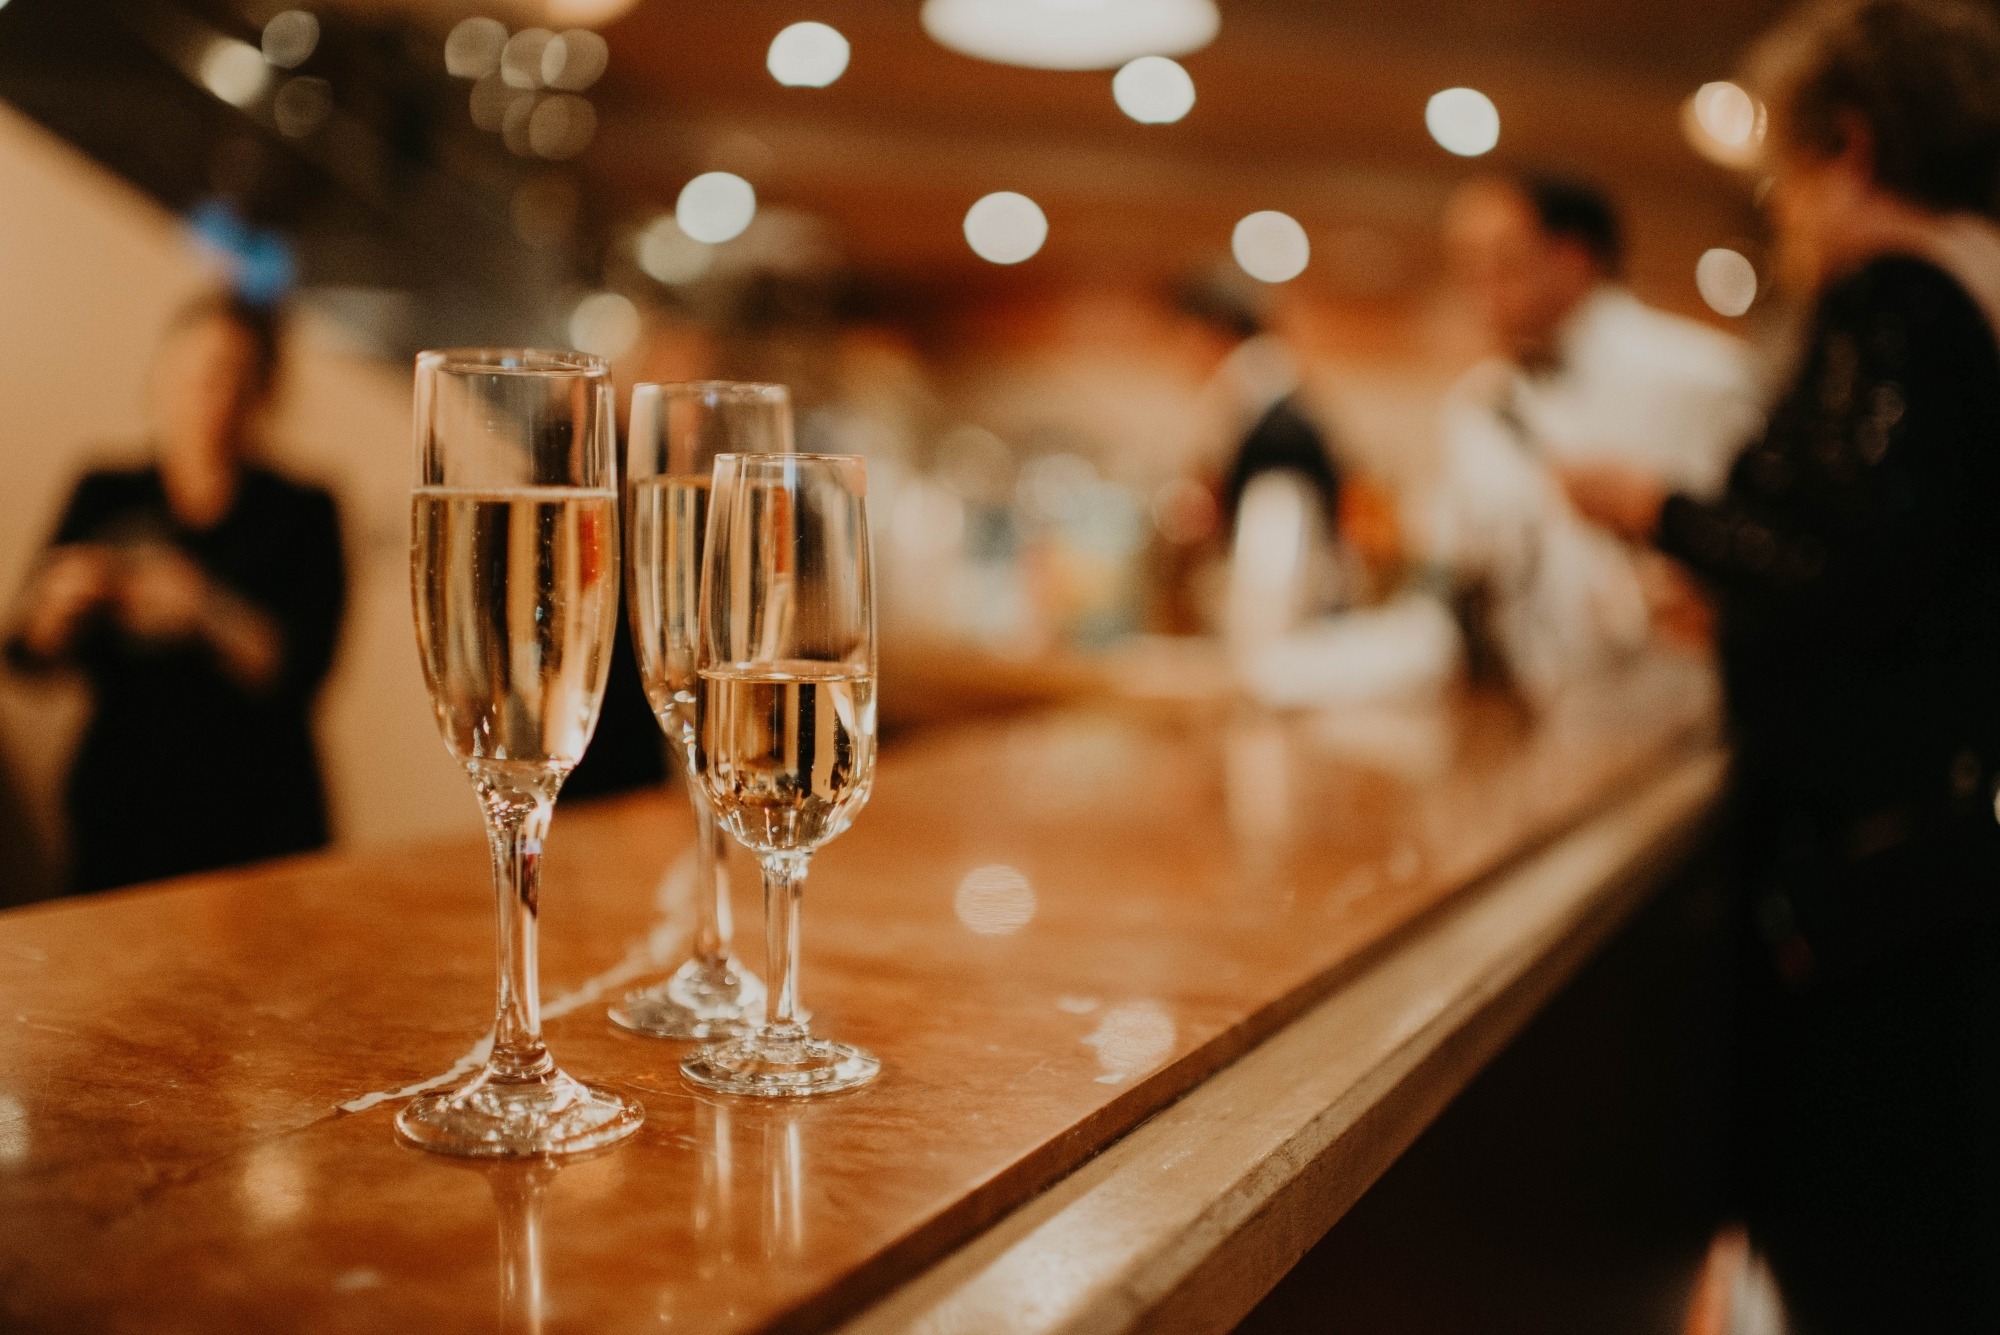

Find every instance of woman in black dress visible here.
[6,295,344,893]
[1569,2,2000,1326]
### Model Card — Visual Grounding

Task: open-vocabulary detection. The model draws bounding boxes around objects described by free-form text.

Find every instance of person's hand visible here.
[1635,551,1714,650]
[17,544,115,658]
[1560,462,1669,543]
[113,545,211,642]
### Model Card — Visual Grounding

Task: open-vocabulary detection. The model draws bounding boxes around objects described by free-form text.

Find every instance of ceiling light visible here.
[445,17,507,79]
[964,192,1047,264]
[1683,82,1766,168]
[543,0,639,27]
[922,0,1218,71]
[501,29,554,89]
[1233,211,1309,283]
[1112,55,1194,123]
[200,39,270,107]
[768,21,850,87]
[637,216,714,285]
[529,94,595,158]
[261,11,319,70]
[570,292,641,359]
[676,172,756,244]
[1696,248,1757,316]
[1426,87,1499,156]
[542,29,609,91]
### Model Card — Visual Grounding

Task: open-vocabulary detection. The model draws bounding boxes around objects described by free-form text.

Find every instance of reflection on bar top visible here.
[0,654,1717,1334]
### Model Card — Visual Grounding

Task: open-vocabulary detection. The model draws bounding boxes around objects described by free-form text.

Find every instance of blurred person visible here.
[1171,270,1344,534]
[1566,2,2000,1326]
[4,294,344,892]
[1428,174,1762,702]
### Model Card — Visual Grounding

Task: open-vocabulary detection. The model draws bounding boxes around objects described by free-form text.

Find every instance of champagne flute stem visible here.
[761,853,809,1040]
[688,765,730,969]
[480,780,558,1082]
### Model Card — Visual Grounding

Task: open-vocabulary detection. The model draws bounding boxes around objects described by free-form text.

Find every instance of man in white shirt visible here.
[1425,174,1763,704]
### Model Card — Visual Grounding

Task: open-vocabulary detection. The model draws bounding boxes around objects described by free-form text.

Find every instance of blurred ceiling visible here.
[571,0,1789,300]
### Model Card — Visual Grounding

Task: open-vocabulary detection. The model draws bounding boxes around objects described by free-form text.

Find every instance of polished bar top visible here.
[0,657,1716,1333]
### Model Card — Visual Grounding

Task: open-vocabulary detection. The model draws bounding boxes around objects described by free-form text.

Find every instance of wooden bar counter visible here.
[0,656,1725,1334]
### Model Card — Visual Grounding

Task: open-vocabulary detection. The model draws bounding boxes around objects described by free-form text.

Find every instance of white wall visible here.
[0,103,478,896]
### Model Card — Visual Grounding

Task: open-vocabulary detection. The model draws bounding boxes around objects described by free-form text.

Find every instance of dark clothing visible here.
[1222,397,1343,533]
[1660,257,2000,1330]
[9,465,344,892]
[563,614,667,801]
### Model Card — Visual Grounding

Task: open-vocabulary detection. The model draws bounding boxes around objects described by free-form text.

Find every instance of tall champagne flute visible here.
[402,349,643,1157]
[681,453,880,1097]
[610,383,791,1039]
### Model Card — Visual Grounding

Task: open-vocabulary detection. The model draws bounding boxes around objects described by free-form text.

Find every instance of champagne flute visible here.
[402,348,644,1157]
[610,383,791,1040]
[681,453,880,1097]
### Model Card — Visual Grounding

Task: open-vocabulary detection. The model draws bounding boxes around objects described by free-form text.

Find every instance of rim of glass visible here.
[640,380,788,401]
[419,348,608,376]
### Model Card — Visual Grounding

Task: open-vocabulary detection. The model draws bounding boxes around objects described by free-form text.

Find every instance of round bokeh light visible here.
[676,171,757,244]
[1696,248,1758,317]
[1112,55,1195,124]
[1425,87,1500,156]
[1232,210,1310,283]
[963,191,1048,264]
[767,22,851,87]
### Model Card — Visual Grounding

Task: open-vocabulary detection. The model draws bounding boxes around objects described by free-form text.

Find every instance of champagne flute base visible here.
[680,1033,879,1098]
[609,956,766,1040]
[395,1068,643,1158]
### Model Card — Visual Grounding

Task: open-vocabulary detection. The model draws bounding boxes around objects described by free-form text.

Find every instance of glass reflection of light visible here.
[693,1099,736,1255]
[1696,248,1758,317]
[260,11,319,70]
[200,39,270,108]
[445,18,508,79]
[954,864,1037,935]
[238,1139,311,1230]
[1683,81,1766,168]
[764,1111,805,1260]
[768,21,851,88]
[638,214,715,285]
[487,1165,551,1335]
[542,29,609,91]
[569,292,641,359]
[1232,210,1309,283]
[1425,87,1500,157]
[963,191,1048,265]
[0,1094,27,1165]
[677,172,757,245]
[1112,55,1195,124]
[1083,1000,1177,1084]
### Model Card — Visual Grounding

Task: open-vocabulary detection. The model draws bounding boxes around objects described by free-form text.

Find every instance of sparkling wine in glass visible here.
[400,348,643,1157]
[681,453,881,1097]
[610,382,791,1040]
